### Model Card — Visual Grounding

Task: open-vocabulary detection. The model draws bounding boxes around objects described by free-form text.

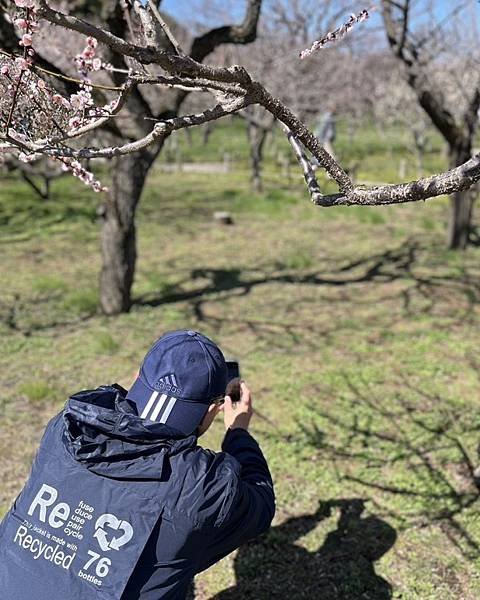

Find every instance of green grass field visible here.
[1,121,480,599]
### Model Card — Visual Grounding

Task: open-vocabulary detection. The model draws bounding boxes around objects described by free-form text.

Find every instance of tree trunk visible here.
[247,121,268,193]
[448,145,475,250]
[100,150,155,315]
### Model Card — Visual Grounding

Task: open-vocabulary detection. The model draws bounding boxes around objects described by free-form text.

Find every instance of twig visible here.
[0,49,124,91]
[284,125,323,203]
[28,98,250,159]
[147,0,184,55]
[300,8,373,59]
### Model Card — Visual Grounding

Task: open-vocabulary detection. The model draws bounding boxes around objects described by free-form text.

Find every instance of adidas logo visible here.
[155,373,181,395]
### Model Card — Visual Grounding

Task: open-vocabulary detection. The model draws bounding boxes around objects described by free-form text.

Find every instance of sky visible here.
[160,0,480,34]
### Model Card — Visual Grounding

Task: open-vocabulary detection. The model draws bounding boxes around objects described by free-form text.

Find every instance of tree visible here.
[381,0,480,249]
[1,0,262,314]
[2,1,480,315]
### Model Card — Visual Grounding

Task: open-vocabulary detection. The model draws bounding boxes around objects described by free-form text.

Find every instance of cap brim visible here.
[127,377,210,436]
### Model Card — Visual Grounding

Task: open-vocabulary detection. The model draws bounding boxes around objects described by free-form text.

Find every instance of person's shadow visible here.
[209,498,396,600]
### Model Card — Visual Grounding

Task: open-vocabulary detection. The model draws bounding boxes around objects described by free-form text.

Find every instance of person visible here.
[0,329,275,599]
[313,108,337,163]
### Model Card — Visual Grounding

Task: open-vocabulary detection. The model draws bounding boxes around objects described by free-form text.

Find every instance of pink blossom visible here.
[68,117,82,129]
[18,152,36,163]
[300,9,373,58]
[1,65,9,76]
[86,37,98,49]
[20,33,33,47]
[92,58,102,71]
[53,157,108,193]
[69,90,93,110]
[82,48,95,59]
[14,57,30,71]
[14,0,36,7]
[14,18,28,30]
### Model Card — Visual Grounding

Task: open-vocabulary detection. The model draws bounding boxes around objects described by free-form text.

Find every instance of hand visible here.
[223,381,253,431]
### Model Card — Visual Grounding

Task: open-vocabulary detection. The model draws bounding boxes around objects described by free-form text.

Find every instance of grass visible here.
[1,121,480,598]
[18,381,53,403]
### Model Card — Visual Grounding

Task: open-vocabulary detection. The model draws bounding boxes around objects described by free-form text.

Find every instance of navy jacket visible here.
[0,385,275,599]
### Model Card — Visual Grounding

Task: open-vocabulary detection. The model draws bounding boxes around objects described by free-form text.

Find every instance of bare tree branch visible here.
[190,0,262,62]
[3,0,479,211]
[284,126,323,204]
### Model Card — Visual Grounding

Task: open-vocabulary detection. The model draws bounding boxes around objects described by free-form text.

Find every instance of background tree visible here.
[382,0,480,249]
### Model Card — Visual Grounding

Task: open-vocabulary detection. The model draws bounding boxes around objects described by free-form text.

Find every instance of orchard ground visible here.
[1,120,480,599]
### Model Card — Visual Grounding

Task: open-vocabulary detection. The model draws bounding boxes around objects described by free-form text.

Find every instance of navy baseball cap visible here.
[127,330,228,435]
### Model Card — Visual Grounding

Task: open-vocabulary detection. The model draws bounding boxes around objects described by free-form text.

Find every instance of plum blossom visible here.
[58,157,108,193]
[300,9,373,58]
[14,0,36,7]
[75,36,103,76]
[52,94,71,109]
[14,18,28,30]
[18,151,39,162]
[15,57,30,71]
[70,90,93,111]
[68,116,82,129]
[19,34,33,47]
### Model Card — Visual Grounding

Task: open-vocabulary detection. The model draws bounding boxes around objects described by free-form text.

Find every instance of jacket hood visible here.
[62,385,197,479]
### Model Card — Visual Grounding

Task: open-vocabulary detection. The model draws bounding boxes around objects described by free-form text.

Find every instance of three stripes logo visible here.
[140,390,177,423]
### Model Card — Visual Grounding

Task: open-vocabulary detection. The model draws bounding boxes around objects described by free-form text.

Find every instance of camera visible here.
[225,360,241,404]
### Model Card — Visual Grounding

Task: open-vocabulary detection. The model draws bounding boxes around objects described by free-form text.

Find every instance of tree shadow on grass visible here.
[3,238,478,335]
[297,374,480,560]
[137,241,420,308]
[136,238,480,333]
[209,498,396,600]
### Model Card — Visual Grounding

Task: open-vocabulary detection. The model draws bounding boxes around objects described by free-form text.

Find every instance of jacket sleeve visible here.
[195,428,275,573]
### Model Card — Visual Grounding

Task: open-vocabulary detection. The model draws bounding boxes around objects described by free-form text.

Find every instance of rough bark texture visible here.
[448,144,474,250]
[100,150,156,315]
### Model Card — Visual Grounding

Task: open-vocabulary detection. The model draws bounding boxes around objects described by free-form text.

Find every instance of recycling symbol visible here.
[93,513,134,552]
